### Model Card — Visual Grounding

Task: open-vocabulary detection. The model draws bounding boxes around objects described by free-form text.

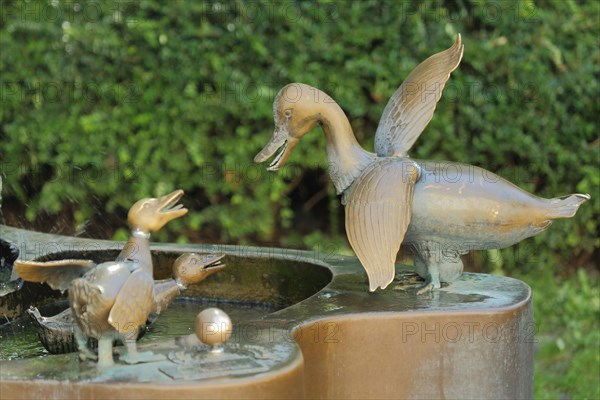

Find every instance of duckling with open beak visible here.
[23,252,225,355]
[15,190,196,367]
[151,252,226,317]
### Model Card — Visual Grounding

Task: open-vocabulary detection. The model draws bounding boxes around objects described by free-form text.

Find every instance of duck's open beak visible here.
[198,254,226,277]
[254,129,298,171]
[157,190,188,221]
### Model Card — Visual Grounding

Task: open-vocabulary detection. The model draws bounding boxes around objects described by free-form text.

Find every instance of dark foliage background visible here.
[0,1,598,397]
[1,0,597,270]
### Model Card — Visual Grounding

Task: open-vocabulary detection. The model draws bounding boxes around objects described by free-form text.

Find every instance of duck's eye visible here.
[284,109,292,118]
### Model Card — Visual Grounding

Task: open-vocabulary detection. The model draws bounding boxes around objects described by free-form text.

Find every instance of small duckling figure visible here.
[16,190,201,367]
[24,252,225,356]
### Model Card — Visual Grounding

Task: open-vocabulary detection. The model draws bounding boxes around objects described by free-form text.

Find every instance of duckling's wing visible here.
[375,35,463,157]
[108,269,153,336]
[345,159,419,291]
[15,259,96,292]
[70,278,105,337]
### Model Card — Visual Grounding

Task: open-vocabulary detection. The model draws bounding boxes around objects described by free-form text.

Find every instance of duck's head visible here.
[254,83,326,171]
[127,190,188,233]
[173,253,226,288]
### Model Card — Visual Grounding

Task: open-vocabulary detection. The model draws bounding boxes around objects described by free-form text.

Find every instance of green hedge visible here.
[1,0,598,272]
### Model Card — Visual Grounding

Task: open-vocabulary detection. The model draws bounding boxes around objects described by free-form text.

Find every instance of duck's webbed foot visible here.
[416,271,441,295]
[411,242,463,295]
[392,270,424,291]
[121,340,165,364]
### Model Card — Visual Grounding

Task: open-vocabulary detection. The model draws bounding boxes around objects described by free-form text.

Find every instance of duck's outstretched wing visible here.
[15,259,96,292]
[374,35,464,157]
[345,159,419,291]
[108,269,153,337]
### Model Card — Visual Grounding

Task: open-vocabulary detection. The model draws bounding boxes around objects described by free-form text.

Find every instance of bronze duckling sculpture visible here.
[24,252,225,355]
[14,190,209,367]
[255,35,590,293]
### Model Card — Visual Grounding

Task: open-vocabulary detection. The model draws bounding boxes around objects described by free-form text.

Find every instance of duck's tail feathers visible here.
[547,194,590,219]
[26,306,43,325]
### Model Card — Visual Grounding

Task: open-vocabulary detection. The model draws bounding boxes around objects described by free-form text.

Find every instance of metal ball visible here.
[195,308,232,348]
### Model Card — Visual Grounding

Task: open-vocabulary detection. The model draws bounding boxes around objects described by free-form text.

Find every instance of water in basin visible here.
[0,250,332,361]
[0,298,276,361]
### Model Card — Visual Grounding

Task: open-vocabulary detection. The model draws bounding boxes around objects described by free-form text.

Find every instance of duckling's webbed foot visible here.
[122,350,165,364]
[74,325,97,361]
[78,346,98,362]
[121,340,165,364]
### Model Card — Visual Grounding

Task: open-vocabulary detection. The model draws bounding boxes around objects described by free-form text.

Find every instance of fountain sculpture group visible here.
[0,35,589,399]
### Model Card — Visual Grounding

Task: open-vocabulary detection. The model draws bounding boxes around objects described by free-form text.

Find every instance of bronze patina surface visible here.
[24,252,226,355]
[254,35,589,293]
[12,191,224,367]
[1,225,533,399]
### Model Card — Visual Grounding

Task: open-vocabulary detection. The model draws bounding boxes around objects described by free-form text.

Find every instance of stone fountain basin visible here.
[0,225,533,399]
[0,250,332,323]
[0,240,333,361]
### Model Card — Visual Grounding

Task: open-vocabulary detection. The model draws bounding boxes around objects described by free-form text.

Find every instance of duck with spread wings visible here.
[255,35,589,294]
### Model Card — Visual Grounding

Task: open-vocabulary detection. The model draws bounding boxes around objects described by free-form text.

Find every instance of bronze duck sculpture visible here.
[25,252,225,355]
[14,190,223,367]
[255,35,590,293]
